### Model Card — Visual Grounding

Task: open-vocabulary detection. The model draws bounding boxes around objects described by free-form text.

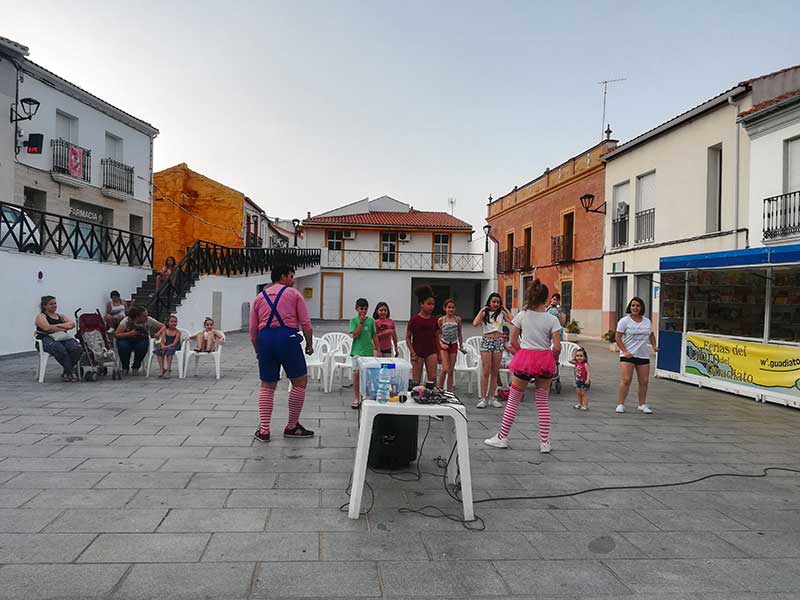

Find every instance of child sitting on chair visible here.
[194,317,224,352]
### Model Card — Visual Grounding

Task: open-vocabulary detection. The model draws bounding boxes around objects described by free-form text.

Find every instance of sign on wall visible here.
[685,334,800,398]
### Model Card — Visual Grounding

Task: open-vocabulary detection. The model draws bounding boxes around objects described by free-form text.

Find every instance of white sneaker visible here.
[476,399,487,408]
[484,434,508,449]
[539,441,551,453]
[637,404,653,414]
[615,404,625,413]
[574,403,581,410]
[490,398,503,408]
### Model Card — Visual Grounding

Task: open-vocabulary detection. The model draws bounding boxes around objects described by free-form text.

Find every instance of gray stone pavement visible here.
[1,325,800,599]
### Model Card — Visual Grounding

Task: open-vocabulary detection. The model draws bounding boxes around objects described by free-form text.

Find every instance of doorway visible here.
[561,280,573,323]
[321,273,343,320]
[636,274,653,315]
[613,276,628,322]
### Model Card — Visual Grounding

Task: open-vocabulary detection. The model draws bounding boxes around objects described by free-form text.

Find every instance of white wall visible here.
[0,250,149,356]
[17,74,153,203]
[0,60,16,204]
[746,112,800,246]
[305,228,474,255]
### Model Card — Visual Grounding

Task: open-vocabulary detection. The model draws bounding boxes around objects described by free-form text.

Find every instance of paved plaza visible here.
[0,326,799,599]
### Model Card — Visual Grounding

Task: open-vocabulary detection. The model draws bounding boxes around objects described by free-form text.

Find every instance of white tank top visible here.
[482,312,504,334]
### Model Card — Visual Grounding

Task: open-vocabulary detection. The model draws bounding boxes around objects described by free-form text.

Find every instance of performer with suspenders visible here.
[249,265,315,442]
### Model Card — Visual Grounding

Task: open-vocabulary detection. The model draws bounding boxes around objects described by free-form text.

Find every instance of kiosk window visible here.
[769,267,800,343]
[686,269,766,339]
[659,272,685,332]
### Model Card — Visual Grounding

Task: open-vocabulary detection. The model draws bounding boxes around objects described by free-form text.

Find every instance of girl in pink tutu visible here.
[484,279,562,453]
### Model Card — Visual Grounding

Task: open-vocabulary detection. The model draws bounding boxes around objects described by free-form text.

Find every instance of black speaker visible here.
[368,414,418,469]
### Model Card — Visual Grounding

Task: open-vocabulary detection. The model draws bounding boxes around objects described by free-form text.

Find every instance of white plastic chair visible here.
[321,332,350,361]
[397,341,410,362]
[560,341,580,367]
[146,328,190,378]
[464,335,482,359]
[35,337,49,383]
[305,338,329,388]
[454,346,480,394]
[327,338,353,391]
[183,331,226,379]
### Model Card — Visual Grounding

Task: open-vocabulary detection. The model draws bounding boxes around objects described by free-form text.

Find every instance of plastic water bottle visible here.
[377,364,393,403]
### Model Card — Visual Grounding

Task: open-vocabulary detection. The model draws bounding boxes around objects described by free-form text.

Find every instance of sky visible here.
[2,0,798,230]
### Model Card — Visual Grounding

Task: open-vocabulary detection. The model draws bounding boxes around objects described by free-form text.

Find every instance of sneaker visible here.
[574,403,581,410]
[490,398,503,408]
[484,434,508,449]
[253,429,271,443]
[284,423,314,438]
[579,405,588,411]
[637,404,653,414]
[131,368,139,376]
[615,404,625,414]
[476,399,487,409]
[539,441,552,453]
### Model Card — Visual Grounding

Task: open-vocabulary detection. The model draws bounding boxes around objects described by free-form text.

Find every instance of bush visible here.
[601,329,616,342]
[565,320,582,334]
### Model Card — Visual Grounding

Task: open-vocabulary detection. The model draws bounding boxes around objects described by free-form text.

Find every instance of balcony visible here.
[612,216,629,248]
[245,233,264,248]
[497,250,513,273]
[551,234,574,263]
[513,245,531,271]
[324,248,483,272]
[51,138,91,188]
[101,158,135,200]
[763,191,800,240]
[635,208,655,244]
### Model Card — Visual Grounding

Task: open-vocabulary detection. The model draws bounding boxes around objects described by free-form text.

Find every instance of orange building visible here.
[486,140,617,337]
[152,163,268,268]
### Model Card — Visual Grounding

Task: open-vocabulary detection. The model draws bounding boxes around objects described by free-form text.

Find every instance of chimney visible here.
[306,211,311,219]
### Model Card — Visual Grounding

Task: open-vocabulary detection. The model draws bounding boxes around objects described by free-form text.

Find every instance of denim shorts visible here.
[575,379,591,389]
[480,337,504,353]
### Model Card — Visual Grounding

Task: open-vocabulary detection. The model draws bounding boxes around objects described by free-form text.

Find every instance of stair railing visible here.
[146,240,321,320]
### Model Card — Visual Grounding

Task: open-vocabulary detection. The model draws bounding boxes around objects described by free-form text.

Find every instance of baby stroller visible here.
[74,308,122,381]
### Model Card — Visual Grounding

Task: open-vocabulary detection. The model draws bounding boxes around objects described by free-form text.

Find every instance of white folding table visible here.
[348,399,474,521]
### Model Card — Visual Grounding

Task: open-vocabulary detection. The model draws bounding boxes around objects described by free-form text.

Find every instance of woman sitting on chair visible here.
[35,295,81,382]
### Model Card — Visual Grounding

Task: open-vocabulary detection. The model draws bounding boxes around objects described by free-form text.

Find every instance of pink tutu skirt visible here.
[508,349,557,379]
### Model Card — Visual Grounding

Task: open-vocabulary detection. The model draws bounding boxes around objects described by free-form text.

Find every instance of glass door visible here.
[381,232,397,269]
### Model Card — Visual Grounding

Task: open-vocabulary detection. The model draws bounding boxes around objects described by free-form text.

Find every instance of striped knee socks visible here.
[535,387,551,444]
[258,386,274,435]
[287,385,306,429]
[498,384,523,439]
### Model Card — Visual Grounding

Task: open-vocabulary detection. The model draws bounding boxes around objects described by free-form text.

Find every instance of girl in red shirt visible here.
[406,285,440,385]
[373,302,398,357]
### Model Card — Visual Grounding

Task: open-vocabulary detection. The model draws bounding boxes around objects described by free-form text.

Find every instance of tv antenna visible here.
[447,197,456,215]
[598,77,626,140]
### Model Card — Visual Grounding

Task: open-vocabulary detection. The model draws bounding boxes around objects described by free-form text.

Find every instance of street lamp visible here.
[483,224,492,252]
[579,193,606,215]
[292,218,300,247]
[9,97,40,123]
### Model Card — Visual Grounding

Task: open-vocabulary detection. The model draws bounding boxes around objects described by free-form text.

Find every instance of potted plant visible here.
[602,329,618,352]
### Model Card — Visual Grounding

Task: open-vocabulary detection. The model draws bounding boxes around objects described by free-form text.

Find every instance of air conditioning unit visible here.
[616,201,629,217]
[397,232,412,242]
[341,230,356,240]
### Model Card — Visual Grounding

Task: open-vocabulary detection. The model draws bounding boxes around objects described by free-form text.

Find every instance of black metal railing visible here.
[612,216,628,247]
[101,158,134,195]
[513,245,531,271]
[0,200,152,267]
[551,234,574,263]
[148,241,321,320]
[51,138,91,183]
[763,191,800,240]
[497,250,513,273]
[635,208,655,244]
[323,248,483,272]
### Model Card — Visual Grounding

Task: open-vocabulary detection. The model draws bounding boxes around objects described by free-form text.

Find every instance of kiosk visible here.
[656,244,800,409]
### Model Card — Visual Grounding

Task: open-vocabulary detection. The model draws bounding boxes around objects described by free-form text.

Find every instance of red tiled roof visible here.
[740,64,800,85]
[739,88,800,118]
[303,211,473,230]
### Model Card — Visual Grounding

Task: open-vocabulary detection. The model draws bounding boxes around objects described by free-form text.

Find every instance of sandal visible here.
[62,373,71,382]
[351,401,361,409]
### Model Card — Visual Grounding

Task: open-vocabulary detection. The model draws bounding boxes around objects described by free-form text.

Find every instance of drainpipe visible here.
[728,96,742,248]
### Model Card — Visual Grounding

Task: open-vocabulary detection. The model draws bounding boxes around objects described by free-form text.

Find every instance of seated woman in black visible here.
[35,295,81,382]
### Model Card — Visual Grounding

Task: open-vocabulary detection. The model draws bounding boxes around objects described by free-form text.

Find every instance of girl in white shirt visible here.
[484,279,561,453]
[615,297,658,414]
[471,293,512,409]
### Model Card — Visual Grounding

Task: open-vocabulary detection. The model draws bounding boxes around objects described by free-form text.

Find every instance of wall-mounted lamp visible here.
[10,97,40,123]
[292,218,300,247]
[579,193,606,215]
[482,224,492,252]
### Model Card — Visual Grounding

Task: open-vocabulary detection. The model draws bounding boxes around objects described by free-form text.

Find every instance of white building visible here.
[739,89,800,246]
[1,35,158,236]
[300,196,493,321]
[600,65,800,333]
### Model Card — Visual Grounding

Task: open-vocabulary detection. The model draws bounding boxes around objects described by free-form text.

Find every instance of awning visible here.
[660,244,800,271]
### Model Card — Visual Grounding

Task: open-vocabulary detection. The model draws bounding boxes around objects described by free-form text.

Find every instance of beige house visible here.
[600,65,800,333]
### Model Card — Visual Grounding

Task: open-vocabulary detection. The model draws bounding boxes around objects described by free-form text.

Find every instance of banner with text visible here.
[685,335,800,397]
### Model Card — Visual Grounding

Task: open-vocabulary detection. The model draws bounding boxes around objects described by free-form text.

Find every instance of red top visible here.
[575,362,588,380]
[249,284,311,341]
[407,313,439,357]
[375,318,396,351]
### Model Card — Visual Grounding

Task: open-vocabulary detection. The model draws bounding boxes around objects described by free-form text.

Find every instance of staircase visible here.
[129,271,197,319]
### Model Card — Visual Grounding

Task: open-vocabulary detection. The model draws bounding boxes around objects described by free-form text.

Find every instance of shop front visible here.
[656,245,800,408]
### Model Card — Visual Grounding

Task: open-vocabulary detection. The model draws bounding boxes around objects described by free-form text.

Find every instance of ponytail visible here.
[524,278,549,309]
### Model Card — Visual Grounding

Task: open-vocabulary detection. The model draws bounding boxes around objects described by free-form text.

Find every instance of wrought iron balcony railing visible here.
[513,245,531,271]
[0,200,152,267]
[612,216,629,248]
[635,208,655,244]
[763,191,800,240]
[497,250,513,273]
[323,248,483,272]
[101,158,134,195]
[551,234,574,263]
[148,241,321,321]
[51,138,91,183]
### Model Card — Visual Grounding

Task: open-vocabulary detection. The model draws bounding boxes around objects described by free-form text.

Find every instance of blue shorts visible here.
[575,379,591,390]
[257,326,307,382]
